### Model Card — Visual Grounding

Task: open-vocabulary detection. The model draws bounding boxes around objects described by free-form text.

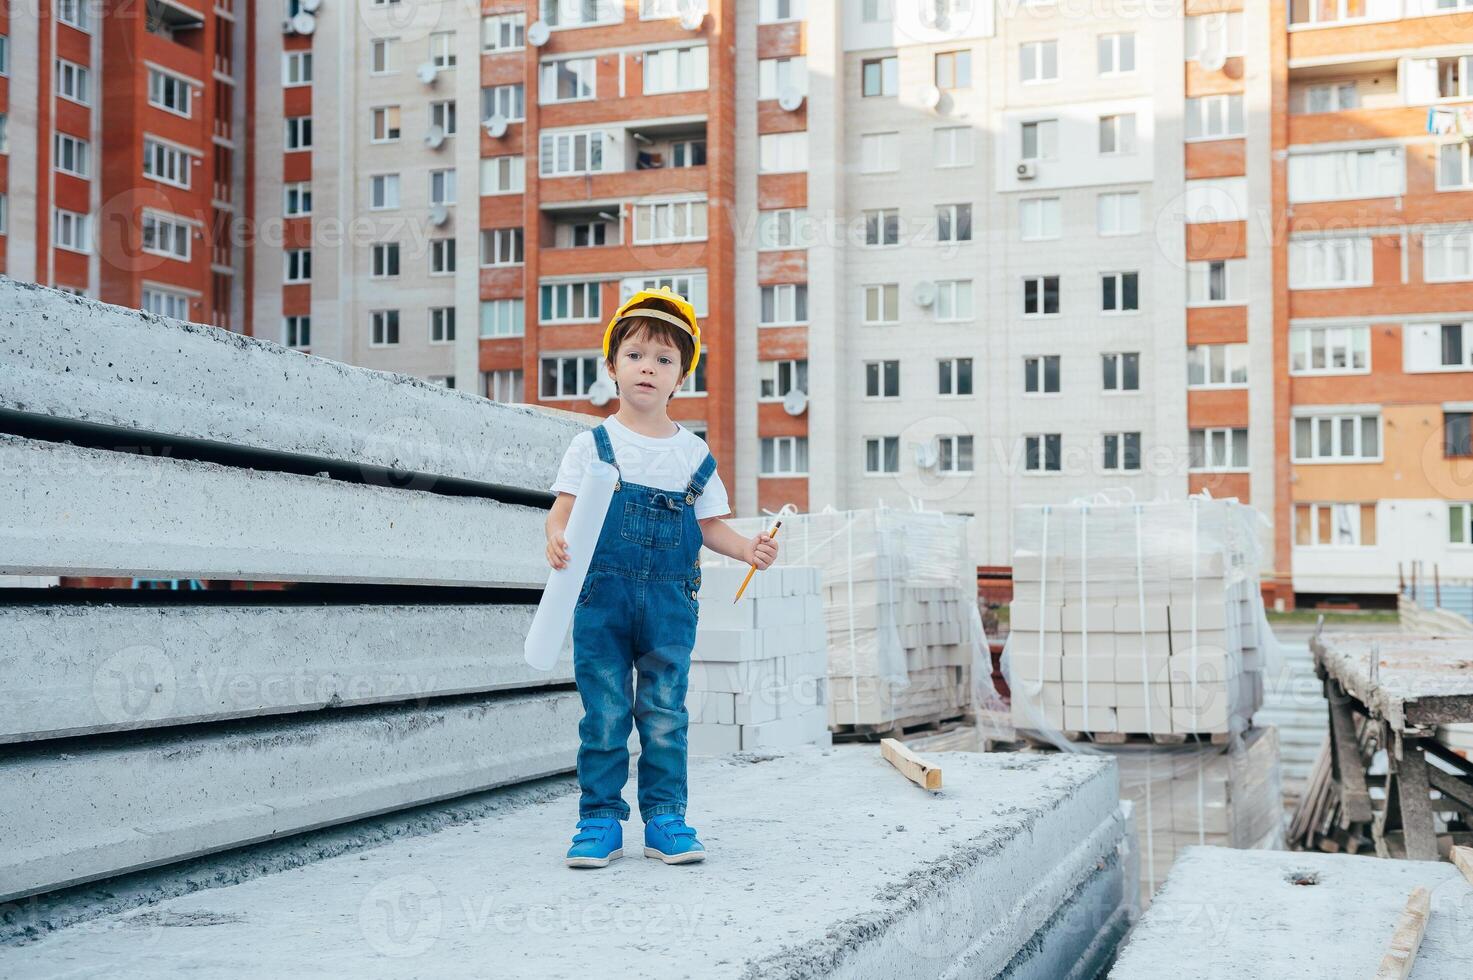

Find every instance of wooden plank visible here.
[1452,845,1473,885]
[1397,740,1440,862]
[1373,886,1431,980]
[881,737,942,791]
[1328,687,1374,823]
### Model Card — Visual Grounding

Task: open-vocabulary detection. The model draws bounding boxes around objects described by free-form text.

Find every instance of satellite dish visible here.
[417,62,438,85]
[1198,48,1226,72]
[425,125,446,149]
[912,280,937,307]
[428,204,449,226]
[777,86,804,112]
[300,0,320,11]
[782,388,808,416]
[914,441,939,469]
[588,376,615,407]
[527,20,551,47]
[291,12,316,35]
[920,84,942,110]
[485,114,509,138]
[679,8,705,29]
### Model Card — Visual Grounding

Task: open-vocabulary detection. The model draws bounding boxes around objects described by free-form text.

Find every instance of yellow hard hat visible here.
[602,286,702,375]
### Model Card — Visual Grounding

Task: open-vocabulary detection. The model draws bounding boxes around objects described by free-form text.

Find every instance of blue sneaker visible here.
[566,817,623,869]
[643,814,706,864]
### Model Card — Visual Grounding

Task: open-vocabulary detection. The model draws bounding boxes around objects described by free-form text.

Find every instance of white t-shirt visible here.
[551,416,731,520]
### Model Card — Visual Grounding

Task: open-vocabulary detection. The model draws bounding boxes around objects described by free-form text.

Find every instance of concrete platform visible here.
[0,748,1130,979]
[1110,847,1473,979]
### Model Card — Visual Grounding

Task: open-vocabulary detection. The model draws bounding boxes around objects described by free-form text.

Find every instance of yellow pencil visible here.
[733,520,782,603]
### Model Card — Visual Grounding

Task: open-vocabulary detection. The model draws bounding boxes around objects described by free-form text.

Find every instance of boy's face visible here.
[608,327,686,406]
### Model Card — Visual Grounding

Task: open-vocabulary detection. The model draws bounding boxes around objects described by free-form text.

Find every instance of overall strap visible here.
[685,451,717,499]
[591,424,618,467]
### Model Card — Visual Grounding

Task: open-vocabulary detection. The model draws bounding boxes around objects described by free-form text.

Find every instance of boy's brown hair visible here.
[604,298,697,400]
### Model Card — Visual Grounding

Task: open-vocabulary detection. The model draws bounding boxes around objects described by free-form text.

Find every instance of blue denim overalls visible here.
[571,423,717,822]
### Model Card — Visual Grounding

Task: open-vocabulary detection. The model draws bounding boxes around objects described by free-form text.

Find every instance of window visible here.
[644,45,708,94]
[540,0,619,27]
[676,349,708,396]
[865,437,900,475]
[58,0,91,30]
[0,35,8,76]
[429,32,456,69]
[1446,411,1472,458]
[1020,40,1058,83]
[1187,343,1249,387]
[759,0,806,22]
[1023,276,1060,316]
[556,219,610,248]
[668,138,706,168]
[143,139,192,188]
[1099,113,1136,154]
[148,69,192,117]
[865,360,900,399]
[481,155,525,195]
[1102,352,1140,391]
[54,133,90,178]
[1440,143,1473,190]
[540,282,601,323]
[0,193,5,231]
[1451,503,1473,546]
[1189,427,1248,470]
[484,369,524,402]
[542,57,596,102]
[1294,504,1377,548]
[284,181,312,216]
[140,213,191,260]
[860,132,898,174]
[1024,355,1060,394]
[1289,326,1369,374]
[933,127,974,167]
[430,238,456,275]
[935,50,971,89]
[758,56,807,100]
[1289,146,1403,202]
[1293,413,1381,462]
[285,116,312,150]
[641,0,681,17]
[1434,322,1473,368]
[371,106,401,142]
[1102,433,1141,472]
[371,38,397,74]
[1101,272,1139,313]
[1097,192,1140,236]
[759,359,808,400]
[1025,434,1061,473]
[1185,12,1242,63]
[757,209,813,250]
[284,315,311,349]
[760,284,807,325]
[142,287,190,319]
[938,435,974,474]
[862,56,898,97]
[483,14,526,51]
[936,280,973,321]
[759,132,807,173]
[1098,33,1135,75]
[370,310,400,347]
[1289,237,1373,289]
[482,84,526,122]
[864,209,899,246]
[0,114,7,155]
[539,353,600,398]
[633,200,708,243]
[1303,82,1358,113]
[620,275,708,317]
[1021,119,1057,161]
[938,358,973,396]
[430,307,456,344]
[370,174,400,210]
[1020,198,1060,241]
[55,59,90,104]
[480,298,525,338]
[430,100,457,135]
[430,169,456,205]
[284,51,312,87]
[481,228,524,266]
[1425,230,1473,282]
[937,204,972,243]
[284,249,312,283]
[1187,259,1244,305]
[760,436,809,476]
[540,129,607,177]
[1186,95,1244,140]
[371,243,401,278]
[863,284,899,324]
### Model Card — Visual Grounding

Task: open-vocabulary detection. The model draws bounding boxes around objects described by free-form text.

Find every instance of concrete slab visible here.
[0,691,581,902]
[0,748,1129,978]
[0,278,583,493]
[1312,632,1473,729]
[0,603,573,743]
[0,434,549,586]
[1109,847,1473,980]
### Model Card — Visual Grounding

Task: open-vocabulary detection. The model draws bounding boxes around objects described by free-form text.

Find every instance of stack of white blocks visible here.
[684,564,831,754]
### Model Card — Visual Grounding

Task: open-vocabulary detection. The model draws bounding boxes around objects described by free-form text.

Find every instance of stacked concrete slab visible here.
[685,565,832,754]
[1009,499,1268,737]
[0,280,585,902]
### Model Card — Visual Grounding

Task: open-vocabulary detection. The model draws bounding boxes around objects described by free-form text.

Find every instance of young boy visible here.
[545,287,778,868]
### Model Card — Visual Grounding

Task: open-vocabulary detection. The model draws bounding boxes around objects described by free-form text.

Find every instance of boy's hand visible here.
[546,531,569,570]
[747,531,778,570]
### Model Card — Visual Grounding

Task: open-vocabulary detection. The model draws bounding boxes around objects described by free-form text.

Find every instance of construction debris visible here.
[1374,886,1431,980]
[880,737,942,791]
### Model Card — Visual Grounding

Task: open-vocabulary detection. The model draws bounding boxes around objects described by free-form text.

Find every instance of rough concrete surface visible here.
[1110,846,1473,979]
[1312,632,1473,729]
[0,602,572,742]
[0,277,584,493]
[0,747,1127,979]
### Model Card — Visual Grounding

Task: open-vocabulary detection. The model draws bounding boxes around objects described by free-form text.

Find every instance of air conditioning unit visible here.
[485,114,509,139]
[777,86,804,112]
[416,62,438,86]
[912,280,937,308]
[1016,160,1038,180]
[428,204,449,227]
[527,20,551,47]
[782,388,808,417]
[425,125,446,150]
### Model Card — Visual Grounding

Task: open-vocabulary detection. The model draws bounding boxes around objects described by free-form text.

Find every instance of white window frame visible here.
[758,55,807,100]
[1101,432,1142,472]
[539,352,602,400]
[1290,325,1371,375]
[1097,191,1141,236]
[1020,40,1058,84]
[937,203,972,244]
[933,126,974,168]
[860,131,898,174]
[1185,12,1243,62]
[142,138,193,189]
[863,208,899,247]
[429,307,456,345]
[1288,145,1404,203]
[54,208,92,254]
[861,55,898,98]
[1440,142,1473,191]
[633,200,708,244]
[937,435,975,474]
[1098,113,1137,155]
[1024,354,1061,395]
[1020,197,1060,242]
[147,67,193,118]
[1290,237,1374,289]
[1021,118,1058,161]
[540,282,602,324]
[54,132,90,178]
[760,436,809,477]
[759,283,807,326]
[371,106,401,143]
[540,129,608,177]
[284,249,312,284]
[864,436,901,476]
[283,314,311,349]
[757,208,813,250]
[938,357,974,397]
[541,56,597,104]
[936,279,973,321]
[1295,503,1375,550]
[55,58,91,105]
[1424,229,1473,282]
[1189,427,1249,472]
[1024,433,1061,473]
[480,155,525,195]
[484,368,525,403]
[483,84,526,123]
[1187,343,1249,388]
[480,298,526,338]
[758,0,806,23]
[482,14,526,52]
[1185,94,1244,141]
[284,116,312,151]
[621,274,709,317]
[369,173,400,210]
[429,31,457,70]
[1101,351,1141,392]
[862,284,899,325]
[283,51,313,88]
[284,181,312,216]
[430,168,456,206]
[1023,276,1060,317]
[1450,502,1473,547]
[758,131,807,173]
[1293,412,1382,463]
[758,359,807,401]
[429,237,456,275]
[481,227,525,267]
[370,309,401,348]
[142,286,190,320]
[1302,81,1359,113]
[1097,32,1135,76]
[864,359,900,400]
[1100,271,1140,314]
[370,242,401,279]
[643,45,708,95]
[141,212,192,261]
[1187,258,1245,306]
[371,37,398,75]
[430,100,457,136]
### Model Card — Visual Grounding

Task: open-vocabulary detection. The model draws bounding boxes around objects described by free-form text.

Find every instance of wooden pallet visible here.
[1019,729,1232,749]
[831,710,970,743]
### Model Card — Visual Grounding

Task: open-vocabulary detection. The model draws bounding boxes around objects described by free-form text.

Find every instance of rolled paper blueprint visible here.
[524,459,618,671]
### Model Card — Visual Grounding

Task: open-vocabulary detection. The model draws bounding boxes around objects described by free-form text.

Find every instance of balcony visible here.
[536,121,707,205]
